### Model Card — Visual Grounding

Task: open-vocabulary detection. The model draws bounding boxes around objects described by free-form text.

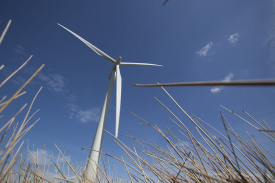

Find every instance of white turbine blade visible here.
[115,65,122,138]
[58,23,116,64]
[120,62,162,67]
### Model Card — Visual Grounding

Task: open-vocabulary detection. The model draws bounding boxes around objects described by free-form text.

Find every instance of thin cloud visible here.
[196,42,213,57]
[67,103,100,123]
[65,94,77,102]
[14,45,31,57]
[211,87,223,94]
[11,76,27,86]
[224,73,234,81]
[4,65,67,94]
[228,33,240,44]
[14,45,25,54]
[211,73,234,94]
[29,149,70,167]
[29,149,52,166]
[38,73,66,93]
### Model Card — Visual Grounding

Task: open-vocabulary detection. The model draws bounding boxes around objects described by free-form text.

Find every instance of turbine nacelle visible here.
[110,57,122,76]
[115,57,122,65]
[109,57,122,79]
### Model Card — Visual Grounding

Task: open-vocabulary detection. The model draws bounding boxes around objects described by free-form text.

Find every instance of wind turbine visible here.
[58,24,162,182]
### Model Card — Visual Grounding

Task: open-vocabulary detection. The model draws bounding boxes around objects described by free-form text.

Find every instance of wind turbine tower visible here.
[58,24,162,182]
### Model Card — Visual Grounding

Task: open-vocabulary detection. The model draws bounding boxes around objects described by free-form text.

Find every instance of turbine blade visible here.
[115,65,122,138]
[120,62,162,67]
[58,23,116,63]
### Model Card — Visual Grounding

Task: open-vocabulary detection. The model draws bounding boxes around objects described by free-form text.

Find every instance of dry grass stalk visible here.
[88,86,274,183]
[54,143,83,183]
[134,79,275,87]
[0,19,11,45]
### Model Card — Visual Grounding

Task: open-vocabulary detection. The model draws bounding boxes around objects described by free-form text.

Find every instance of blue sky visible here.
[1,0,275,179]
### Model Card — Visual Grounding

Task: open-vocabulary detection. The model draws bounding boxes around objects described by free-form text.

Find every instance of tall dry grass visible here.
[1,19,274,183]
[0,19,45,182]
[77,85,274,183]
[98,85,275,183]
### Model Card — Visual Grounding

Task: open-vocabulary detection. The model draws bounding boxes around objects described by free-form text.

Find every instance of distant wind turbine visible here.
[58,23,162,182]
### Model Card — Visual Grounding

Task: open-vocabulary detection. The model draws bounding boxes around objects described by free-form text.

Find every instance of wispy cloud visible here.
[67,104,100,123]
[210,87,223,94]
[228,33,240,44]
[11,76,27,86]
[65,94,77,102]
[224,73,234,81]
[1,66,36,86]
[38,73,66,93]
[196,42,213,57]
[211,73,234,94]
[2,60,68,94]
[29,149,50,166]
[14,45,31,57]
[14,45,25,54]
[29,149,70,167]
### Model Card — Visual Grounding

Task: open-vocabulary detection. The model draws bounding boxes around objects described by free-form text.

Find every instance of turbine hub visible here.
[115,57,122,65]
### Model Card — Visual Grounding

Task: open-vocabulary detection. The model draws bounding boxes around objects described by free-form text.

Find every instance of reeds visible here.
[73,86,274,182]
[0,20,45,182]
[1,19,274,183]
[78,85,272,183]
